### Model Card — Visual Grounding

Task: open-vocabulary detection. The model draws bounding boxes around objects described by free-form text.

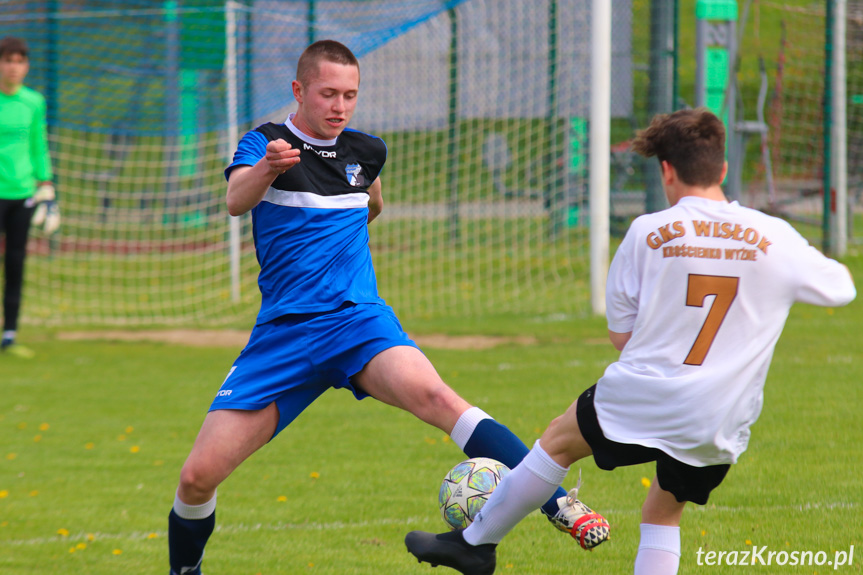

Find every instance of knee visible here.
[178,462,219,501]
[415,383,466,426]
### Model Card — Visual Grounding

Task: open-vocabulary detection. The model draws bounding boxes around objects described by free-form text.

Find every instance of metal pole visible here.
[244,0,254,124]
[308,0,316,45]
[164,1,180,212]
[646,0,675,213]
[832,0,847,256]
[226,1,242,302]
[590,0,611,316]
[673,0,680,108]
[47,0,59,127]
[447,8,460,243]
[546,0,562,236]
[823,0,834,254]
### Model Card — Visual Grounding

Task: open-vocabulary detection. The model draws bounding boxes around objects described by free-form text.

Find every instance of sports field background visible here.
[1,252,859,574]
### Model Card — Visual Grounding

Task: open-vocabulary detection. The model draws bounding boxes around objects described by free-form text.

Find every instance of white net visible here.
[11,0,632,327]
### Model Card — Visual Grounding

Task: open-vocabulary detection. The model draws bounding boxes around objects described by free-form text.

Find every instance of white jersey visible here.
[597,196,855,466]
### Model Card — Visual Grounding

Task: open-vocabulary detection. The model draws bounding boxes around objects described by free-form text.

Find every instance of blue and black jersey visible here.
[226,117,387,324]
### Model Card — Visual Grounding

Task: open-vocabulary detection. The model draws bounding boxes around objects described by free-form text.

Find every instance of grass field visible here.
[2,250,861,574]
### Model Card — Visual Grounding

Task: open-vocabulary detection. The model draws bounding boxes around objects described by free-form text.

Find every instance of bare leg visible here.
[634,478,685,575]
[170,403,280,574]
[353,345,471,433]
[537,398,593,467]
[177,402,280,504]
[641,478,685,526]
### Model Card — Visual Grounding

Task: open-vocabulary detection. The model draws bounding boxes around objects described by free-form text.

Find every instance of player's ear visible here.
[660,160,675,185]
[291,80,303,104]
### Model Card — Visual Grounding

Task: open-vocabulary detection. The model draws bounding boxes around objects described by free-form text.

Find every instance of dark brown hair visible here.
[296,40,359,87]
[0,36,29,59]
[631,108,726,187]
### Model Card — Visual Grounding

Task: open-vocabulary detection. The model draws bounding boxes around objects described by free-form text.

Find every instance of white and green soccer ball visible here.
[439,457,510,530]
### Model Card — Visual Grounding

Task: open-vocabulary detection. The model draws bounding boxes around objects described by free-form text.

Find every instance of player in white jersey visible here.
[406,108,856,575]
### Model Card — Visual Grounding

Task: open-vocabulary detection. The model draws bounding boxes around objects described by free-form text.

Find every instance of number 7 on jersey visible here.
[684,274,740,366]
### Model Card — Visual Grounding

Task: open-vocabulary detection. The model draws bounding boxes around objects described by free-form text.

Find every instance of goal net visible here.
[5,0,631,327]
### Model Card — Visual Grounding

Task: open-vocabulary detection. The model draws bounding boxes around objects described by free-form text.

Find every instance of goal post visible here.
[590,0,612,316]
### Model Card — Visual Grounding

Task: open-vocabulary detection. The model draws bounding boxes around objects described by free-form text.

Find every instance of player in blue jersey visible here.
[167,40,608,575]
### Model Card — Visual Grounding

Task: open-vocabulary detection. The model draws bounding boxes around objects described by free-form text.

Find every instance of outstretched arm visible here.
[226,139,300,216]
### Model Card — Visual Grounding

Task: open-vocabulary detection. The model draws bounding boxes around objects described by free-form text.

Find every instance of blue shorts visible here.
[210,302,419,437]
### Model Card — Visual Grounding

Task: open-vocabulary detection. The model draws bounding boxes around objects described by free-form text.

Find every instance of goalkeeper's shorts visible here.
[209,302,419,438]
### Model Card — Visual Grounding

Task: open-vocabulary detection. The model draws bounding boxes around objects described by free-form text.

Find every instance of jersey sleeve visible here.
[605,228,640,333]
[30,93,53,183]
[224,129,269,180]
[366,135,387,183]
[790,238,856,307]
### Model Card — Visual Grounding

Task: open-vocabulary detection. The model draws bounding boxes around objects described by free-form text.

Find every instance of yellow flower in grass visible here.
[33,435,42,442]
[29,491,38,497]
[57,528,70,537]
[69,547,76,554]
[39,423,50,431]
[0,490,9,498]
[745,539,752,546]
[86,533,95,542]
[641,477,651,488]
[310,472,320,479]
[5,453,17,461]
[76,542,87,550]
[130,446,140,454]
[112,549,122,555]
[277,495,287,502]
[125,426,134,434]
[147,532,158,539]
[85,442,95,450]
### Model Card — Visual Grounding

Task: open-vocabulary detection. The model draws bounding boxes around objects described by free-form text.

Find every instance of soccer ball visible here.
[439,457,510,530]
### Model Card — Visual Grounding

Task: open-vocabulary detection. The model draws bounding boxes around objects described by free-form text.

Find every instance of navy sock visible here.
[168,508,214,574]
[462,418,567,516]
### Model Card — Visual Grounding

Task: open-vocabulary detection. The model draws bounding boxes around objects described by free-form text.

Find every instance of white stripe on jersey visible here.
[262,188,370,210]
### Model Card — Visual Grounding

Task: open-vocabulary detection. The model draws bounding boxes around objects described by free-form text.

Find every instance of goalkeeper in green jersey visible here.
[0,36,56,357]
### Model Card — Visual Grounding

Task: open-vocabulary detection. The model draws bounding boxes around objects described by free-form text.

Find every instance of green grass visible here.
[2,251,861,573]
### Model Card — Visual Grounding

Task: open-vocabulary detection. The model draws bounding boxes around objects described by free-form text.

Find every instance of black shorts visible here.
[576,384,730,505]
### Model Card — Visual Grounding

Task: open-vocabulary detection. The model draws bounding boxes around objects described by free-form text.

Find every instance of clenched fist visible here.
[265,139,301,174]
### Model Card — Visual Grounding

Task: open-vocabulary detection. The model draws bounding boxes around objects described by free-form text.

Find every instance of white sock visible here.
[2,330,15,341]
[463,440,568,545]
[634,523,680,575]
[449,407,492,449]
[173,490,217,520]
